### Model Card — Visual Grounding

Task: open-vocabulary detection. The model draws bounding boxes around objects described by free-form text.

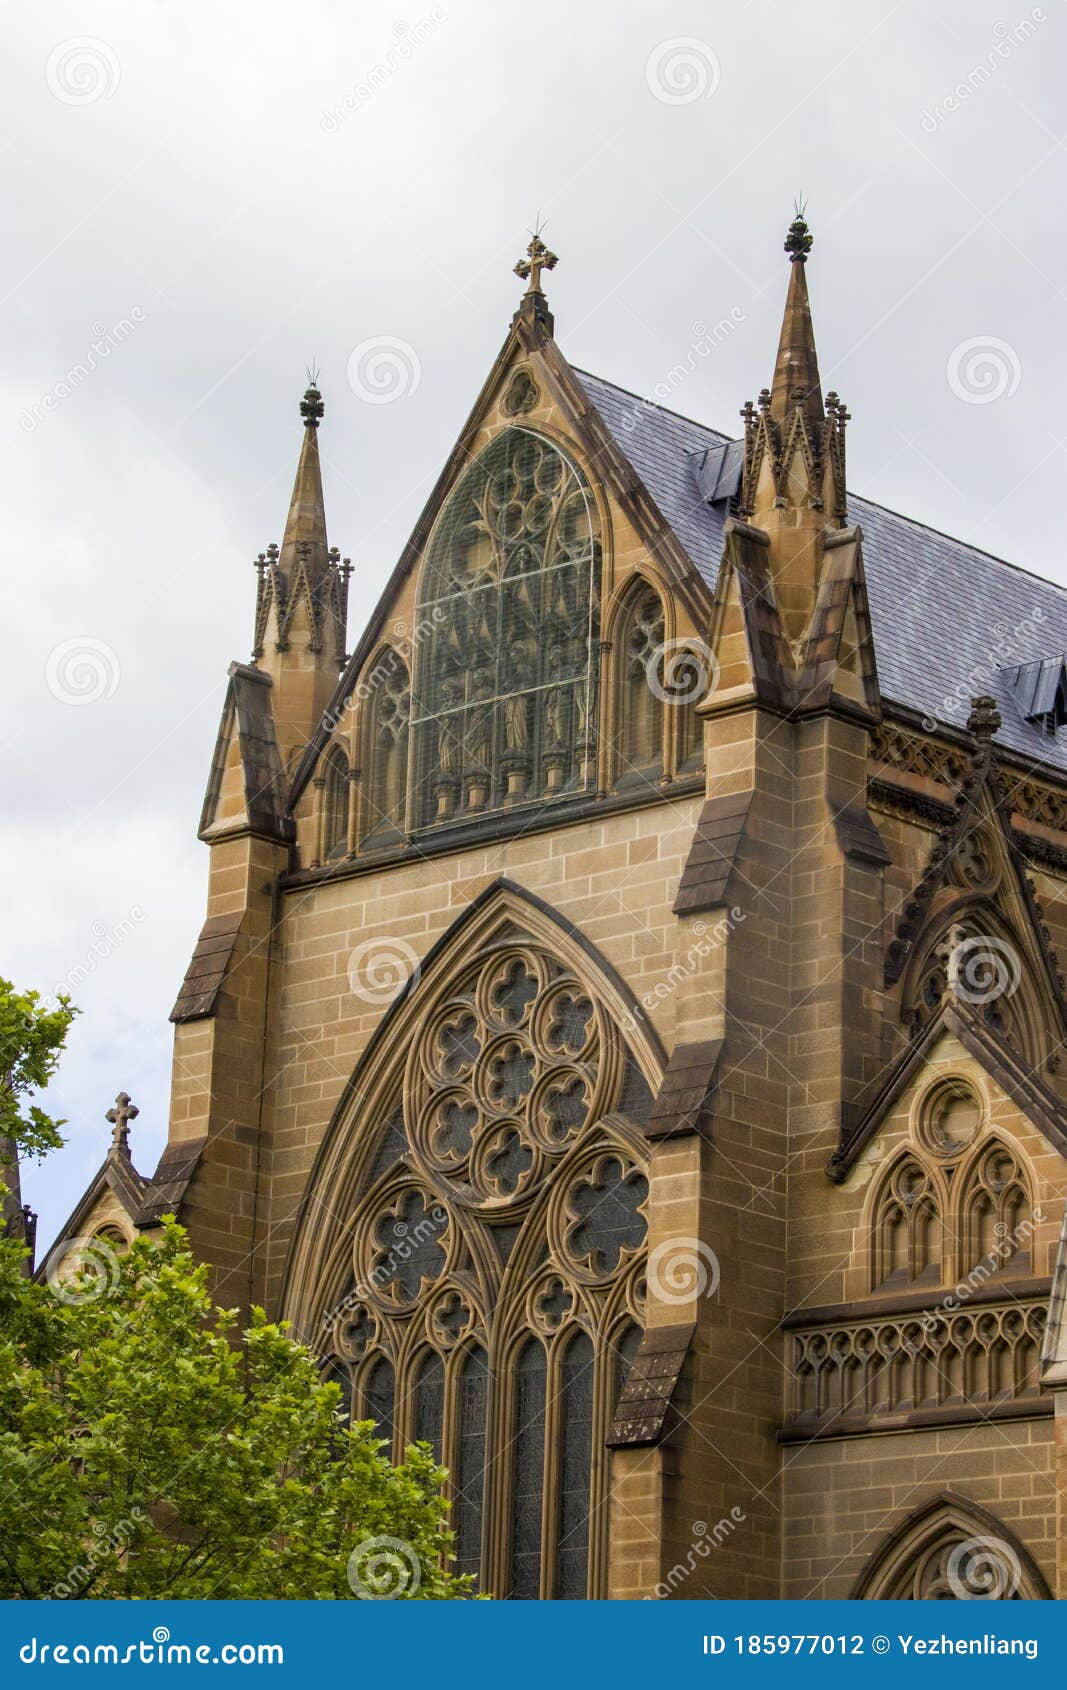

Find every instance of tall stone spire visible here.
[769,209,823,431]
[737,210,849,644]
[252,380,351,766]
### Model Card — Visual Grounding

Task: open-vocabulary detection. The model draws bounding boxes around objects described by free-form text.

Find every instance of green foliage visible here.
[0,977,78,1160]
[0,1220,474,1599]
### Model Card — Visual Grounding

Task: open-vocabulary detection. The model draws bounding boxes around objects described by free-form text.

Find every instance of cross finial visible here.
[514,224,558,298]
[105,1091,139,1155]
[784,196,813,264]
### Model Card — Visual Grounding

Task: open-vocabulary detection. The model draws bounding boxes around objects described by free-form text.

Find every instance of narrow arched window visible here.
[454,1345,489,1584]
[322,747,349,859]
[361,649,410,847]
[412,429,600,827]
[554,1328,595,1598]
[960,1141,1033,1277]
[615,584,665,788]
[509,1338,547,1599]
[412,1349,445,1462]
[872,1154,942,1291]
[361,1354,395,1456]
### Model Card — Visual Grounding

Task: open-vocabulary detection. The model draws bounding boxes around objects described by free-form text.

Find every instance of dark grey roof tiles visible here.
[576,368,1067,777]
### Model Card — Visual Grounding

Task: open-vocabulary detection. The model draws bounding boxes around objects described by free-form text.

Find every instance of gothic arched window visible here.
[959,1140,1033,1277]
[871,1153,942,1292]
[854,1498,1048,1599]
[361,649,410,847]
[411,430,600,828]
[614,583,665,789]
[321,747,349,860]
[317,928,652,1598]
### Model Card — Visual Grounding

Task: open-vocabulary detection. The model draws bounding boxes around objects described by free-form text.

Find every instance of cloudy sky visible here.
[5,0,1064,1247]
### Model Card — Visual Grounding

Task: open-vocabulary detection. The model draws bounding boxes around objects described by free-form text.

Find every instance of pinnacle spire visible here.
[280,380,329,571]
[769,204,822,427]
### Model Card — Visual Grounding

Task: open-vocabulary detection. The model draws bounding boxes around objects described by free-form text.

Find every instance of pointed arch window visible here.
[313,923,653,1598]
[959,1140,1033,1277]
[614,584,665,789]
[361,648,410,847]
[854,1498,1049,1599]
[321,747,349,860]
[871,1153,942,1292]
[411,429,601,828]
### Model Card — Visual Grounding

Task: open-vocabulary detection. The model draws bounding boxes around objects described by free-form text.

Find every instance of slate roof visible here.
[577,370,1067,778]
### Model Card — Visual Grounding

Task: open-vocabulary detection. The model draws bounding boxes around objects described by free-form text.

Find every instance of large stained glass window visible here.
[411,430,600,828]
[319,928,650,1598]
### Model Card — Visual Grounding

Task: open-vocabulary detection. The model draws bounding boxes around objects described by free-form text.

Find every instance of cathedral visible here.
[45,214,1067,1600]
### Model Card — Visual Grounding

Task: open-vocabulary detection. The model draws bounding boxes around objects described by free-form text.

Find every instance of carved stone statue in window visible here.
[412,430,600,827]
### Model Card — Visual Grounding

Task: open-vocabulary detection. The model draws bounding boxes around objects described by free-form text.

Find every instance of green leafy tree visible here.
[0,977,77,1160]
[0,1221,473,1599]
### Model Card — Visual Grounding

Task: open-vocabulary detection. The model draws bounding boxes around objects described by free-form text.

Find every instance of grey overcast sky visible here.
[5,0,1065,1246]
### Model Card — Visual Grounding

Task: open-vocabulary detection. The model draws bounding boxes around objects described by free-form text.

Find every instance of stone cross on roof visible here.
[514,230,558,298]
[106,1091,139,1156]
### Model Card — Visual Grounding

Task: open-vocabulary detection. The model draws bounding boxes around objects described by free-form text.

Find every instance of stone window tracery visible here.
[615,584,665,788]
[321,936,651,1597]
[322,747,349,859]
[871,1152,942,1292]
[361,649,410,846]
[411,429,600,827]
[959,1140,1033,1277]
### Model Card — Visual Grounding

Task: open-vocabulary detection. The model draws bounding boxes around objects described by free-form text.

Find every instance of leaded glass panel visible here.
[509,1339,547,1599]
[412,430,600,827]
[454,1346,489,1583]
[363,1354,395,1454]
[413,1350,445,1462]
[555,1330,594,1598]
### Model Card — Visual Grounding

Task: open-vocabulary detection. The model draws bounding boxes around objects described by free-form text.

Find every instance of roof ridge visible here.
[577,364,1067,601]
[572,367,734,445]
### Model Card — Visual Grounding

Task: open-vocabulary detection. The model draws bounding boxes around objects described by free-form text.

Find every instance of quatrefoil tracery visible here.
[408,946,615,1208]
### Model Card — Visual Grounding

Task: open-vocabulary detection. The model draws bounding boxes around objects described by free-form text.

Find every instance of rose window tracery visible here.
[321,929,652,1599]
